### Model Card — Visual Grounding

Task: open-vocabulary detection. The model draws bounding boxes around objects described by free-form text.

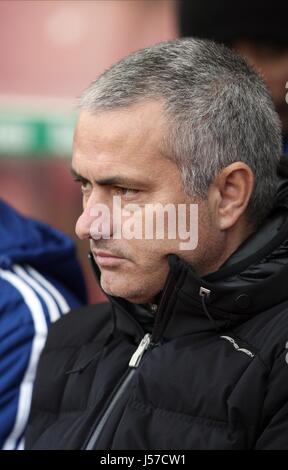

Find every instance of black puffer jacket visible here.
[26,175,288,450]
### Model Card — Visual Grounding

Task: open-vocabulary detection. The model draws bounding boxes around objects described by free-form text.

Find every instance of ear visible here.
[208,162,254,231]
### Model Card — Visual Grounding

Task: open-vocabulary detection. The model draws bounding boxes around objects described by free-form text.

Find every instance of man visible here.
[0,199,86,450]
[25,38,288,449]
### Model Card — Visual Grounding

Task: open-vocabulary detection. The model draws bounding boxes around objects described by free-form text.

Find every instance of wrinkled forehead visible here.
[73,102,169,170]
[72,102,179,186]
[75,100,166,148]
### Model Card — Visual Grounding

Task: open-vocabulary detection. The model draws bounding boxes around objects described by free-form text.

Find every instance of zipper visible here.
[129,333,152,367]
[84,255,186,450]
[84,334,152,450]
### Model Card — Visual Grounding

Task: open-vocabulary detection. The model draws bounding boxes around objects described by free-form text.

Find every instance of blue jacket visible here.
[0,199,86,450]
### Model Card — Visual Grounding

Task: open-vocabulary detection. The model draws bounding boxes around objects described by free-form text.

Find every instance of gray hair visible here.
[80,38,282,226]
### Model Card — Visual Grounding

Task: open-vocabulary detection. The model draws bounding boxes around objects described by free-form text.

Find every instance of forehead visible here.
[72,101,169,175]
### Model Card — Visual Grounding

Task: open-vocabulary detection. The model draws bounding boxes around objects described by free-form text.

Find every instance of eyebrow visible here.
[70,167,88,182]
[70,167,146,188]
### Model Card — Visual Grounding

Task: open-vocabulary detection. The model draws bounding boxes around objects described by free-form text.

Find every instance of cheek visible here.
[125,237,171,258]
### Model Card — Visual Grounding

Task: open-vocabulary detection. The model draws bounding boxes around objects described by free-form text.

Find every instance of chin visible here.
[100,276,154,304]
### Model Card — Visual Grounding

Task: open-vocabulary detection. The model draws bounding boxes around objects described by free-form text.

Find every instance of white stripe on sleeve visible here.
[13,265,61,323]
[26,265,70,314]
[0,269,48,451]
[16,438,25,450]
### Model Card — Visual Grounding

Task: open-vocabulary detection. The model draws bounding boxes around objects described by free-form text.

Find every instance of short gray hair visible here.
[80,38,282,226]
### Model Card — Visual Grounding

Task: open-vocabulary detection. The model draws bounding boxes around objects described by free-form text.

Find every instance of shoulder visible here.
[44,302,113,350]
[237,300,288,370]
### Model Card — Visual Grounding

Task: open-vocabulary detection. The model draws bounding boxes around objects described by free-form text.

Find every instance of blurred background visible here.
[0,0,287,303]
[0,0,177,302]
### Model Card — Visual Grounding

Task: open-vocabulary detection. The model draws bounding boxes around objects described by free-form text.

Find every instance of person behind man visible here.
[179,0,288,155]
[0,199,86,449]
[25,38,288,449]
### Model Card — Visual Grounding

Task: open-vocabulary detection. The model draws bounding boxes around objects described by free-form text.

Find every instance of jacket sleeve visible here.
[0,267,84,450]
[254,349,288,450]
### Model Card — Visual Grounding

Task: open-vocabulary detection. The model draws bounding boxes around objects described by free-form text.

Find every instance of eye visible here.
[113,187,139,199]
[80,181,92,193]
[72,176,91,193]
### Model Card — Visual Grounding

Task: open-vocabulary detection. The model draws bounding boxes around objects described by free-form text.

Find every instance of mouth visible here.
[92,250,126,267]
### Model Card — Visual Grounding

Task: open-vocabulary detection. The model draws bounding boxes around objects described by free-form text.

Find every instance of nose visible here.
[75,196,113,241]
[75,207,93,240]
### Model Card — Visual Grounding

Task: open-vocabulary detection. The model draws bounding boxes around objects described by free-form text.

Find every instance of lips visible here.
[93,250,121,258]
[92,250,125,267]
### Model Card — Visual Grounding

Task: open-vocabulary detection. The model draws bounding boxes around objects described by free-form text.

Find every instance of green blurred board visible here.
[0,110,76,157]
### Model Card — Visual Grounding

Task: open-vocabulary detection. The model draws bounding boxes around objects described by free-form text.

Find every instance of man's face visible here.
[73,101,221,303]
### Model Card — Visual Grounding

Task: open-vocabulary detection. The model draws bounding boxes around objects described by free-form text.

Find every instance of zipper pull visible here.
[149,303,158,314]
[129,333,152,368]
